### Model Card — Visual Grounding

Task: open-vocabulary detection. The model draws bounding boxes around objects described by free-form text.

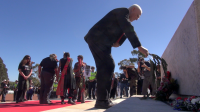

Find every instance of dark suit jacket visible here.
[84,8,141,48]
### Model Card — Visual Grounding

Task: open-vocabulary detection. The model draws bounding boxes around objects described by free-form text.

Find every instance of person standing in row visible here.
[52,81,58,98]
[38,54,59,104]
[57,52,76,105]
[110,74,118,99]
[16,55,32,103]
[1,79,8,102]
[73,55,86,103]
[87,66,97,100]
[13,80,18,101]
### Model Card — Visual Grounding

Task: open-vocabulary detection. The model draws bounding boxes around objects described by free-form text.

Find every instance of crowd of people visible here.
[1,4,153,109]
[0,56,162,103]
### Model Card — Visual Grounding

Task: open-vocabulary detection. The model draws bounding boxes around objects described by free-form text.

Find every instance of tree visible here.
[30,64,40,86]
[0,57,8,82]
[8,81,15,90]
[114,72,120,78]
[129,50,145,64]
[118,50,145,68]
[118,59,133,66]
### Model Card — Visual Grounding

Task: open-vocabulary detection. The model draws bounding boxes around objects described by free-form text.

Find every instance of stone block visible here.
[161,0,200,96]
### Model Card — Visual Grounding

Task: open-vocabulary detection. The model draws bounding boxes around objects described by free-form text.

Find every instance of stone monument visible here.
[161,0,200,96]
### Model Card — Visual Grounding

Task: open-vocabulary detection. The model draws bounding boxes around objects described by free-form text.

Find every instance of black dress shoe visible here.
[94,100,116,109]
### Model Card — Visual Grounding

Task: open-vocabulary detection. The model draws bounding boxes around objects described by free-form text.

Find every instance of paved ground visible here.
[43,95,178,112]
[1,95,180,112]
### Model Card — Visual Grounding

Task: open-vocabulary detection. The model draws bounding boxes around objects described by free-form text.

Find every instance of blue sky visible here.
[0,0,193,81]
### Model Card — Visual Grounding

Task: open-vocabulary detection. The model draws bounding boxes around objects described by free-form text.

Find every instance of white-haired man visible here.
[84,4,149,109]
[38,54,59,104]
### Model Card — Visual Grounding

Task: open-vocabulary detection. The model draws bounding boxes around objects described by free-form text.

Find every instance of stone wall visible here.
[161,0,200,96]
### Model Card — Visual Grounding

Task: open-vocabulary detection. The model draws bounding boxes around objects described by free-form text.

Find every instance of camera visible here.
[139,61,144,66]
[119,66,127,70]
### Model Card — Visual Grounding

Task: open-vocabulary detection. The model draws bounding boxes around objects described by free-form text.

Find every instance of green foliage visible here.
[118,59,133,66]
[31,76,40,86]
[118,50,145,68]
[8,81,15,90]
[30,64,40,86]
[0,57,8,82]
[131,50,145,58]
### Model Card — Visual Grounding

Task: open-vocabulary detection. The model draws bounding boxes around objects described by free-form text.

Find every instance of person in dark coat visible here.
[38,54,59,104]
[16,55,33,103]
[57,52,76,105]
[84,4,149,109]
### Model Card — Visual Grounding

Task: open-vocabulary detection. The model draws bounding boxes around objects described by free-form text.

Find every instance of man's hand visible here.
[138,46,149,57]
[112,42,120,47]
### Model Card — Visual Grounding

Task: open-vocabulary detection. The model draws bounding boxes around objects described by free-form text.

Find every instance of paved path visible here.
[42,95,179,112]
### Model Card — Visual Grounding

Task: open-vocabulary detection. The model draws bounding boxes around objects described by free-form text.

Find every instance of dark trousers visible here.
[1,92,6,102]
[61,88,74,99]
[110,88,116,99]
[13,91,17,101]
[16,80,26,102]
[40,71,54,104]
[120,83,128,97]
[130,78,137,96]
[27,93,32,100]
[74,77,85,102]
[88,41,114,101]
[88,81,96,99]
[51,91,57,98]
[137,79,143,95]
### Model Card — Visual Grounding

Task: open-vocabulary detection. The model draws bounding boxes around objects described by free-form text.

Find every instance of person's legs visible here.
[120,83,125,98]
[81,77,85,103]
[124,84,128,97]
[40,72,45,104]
[150,78,157,96]
[73,77,80,101]
[141,77,150,97]
[68,88,76,105]
[1,92,5,102]
[16,80,26,103]
[16,89,22,102]
[30,93,33,100]
[14,91,16,101]
[92,81,96,99]
[89,43,114,98]
[43,72,54,103]
[37,94,40,100]
[87,38,115,109]
[48,90,52,100]
[130,78,137,96]
[26,91,29,100]
[88,82,92,99]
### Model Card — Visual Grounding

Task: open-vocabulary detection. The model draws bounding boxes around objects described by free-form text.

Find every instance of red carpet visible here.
[0,100,90,112]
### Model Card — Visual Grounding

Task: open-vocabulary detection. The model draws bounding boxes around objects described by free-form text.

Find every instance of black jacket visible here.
[84,8,141,48]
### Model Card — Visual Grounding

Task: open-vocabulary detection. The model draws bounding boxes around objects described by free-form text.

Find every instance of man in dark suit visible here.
[84,4,149,109]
